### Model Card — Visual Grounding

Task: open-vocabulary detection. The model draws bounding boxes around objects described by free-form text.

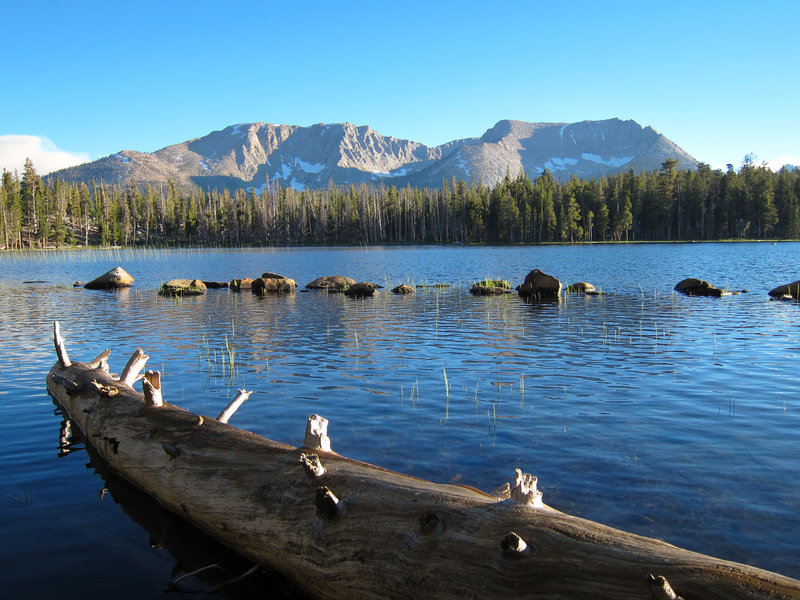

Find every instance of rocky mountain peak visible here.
[48,118,698,192]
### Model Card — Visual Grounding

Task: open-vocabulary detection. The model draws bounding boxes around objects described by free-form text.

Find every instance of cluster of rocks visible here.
[228,274,298,295]
[673,277,800,301]
[76,266,800,303]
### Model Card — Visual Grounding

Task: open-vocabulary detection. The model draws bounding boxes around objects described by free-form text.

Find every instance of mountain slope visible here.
[49,118,698,191]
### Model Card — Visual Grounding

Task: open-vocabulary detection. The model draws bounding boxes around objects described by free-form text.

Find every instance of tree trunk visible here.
[46,324,800,600]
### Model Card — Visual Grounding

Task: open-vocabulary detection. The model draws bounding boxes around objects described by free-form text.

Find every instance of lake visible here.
[1,243,799,598]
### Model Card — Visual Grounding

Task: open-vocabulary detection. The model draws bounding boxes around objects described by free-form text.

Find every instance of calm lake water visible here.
[1,243,799,598]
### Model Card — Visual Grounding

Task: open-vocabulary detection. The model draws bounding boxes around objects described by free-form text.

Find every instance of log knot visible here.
[163,442,181,458]
[304,414,331,452]
[418,511,441,535]
[91,379,119,397]
[501,531,531,559]
[300,453,326,478]
[510,469,543,507]
[314,486,340,520]
[50,373,81,395]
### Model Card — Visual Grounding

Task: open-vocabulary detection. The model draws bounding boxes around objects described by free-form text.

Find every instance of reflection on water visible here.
[1,243,799,597]
[57,412,309,599]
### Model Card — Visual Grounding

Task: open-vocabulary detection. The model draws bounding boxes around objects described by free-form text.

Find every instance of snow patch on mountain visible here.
[371,167,410,178]
[543,157,579,171]
[296,158,325,173]
[581,153,634,167]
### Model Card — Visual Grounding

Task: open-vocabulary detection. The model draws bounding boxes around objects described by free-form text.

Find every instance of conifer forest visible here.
[2,157,799,249]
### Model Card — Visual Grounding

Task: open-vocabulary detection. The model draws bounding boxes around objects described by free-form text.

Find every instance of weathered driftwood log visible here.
[46,323,800,600]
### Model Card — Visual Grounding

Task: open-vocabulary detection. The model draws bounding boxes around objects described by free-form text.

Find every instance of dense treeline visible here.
[2,156,799,248]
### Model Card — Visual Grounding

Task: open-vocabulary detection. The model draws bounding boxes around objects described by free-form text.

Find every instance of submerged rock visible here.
[306,275,356,292]
[473,279,511,288]
[470,279,512,296]
[674,278,734,297]
[565,282,596,293]
[391,284,415,295]
[159,279,207,296]
[84,267,135,290]
[516,269,562,300]
[344,282,378,298]
[470,286,511,296]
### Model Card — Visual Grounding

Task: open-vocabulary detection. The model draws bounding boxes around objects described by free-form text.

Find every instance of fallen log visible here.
[46,322,800,600]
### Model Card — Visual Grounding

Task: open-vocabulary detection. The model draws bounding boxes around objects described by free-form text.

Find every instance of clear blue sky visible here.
[1,0,798,174]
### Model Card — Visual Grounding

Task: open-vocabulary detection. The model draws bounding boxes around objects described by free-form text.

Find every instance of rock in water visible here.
[159,279,207,296]
[674,278,733,297]
[470,279,512,295]
[253,276,297,294]
[344,282,378,298]
[84,267,135,290]
[306,275,356,292]
[768,280,800,300]
[391,284,415,295]
[516,269,562,299]
[565,281,596,293]
[230,277,254,291]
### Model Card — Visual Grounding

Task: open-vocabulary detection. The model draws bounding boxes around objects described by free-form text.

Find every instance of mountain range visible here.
[49,118,698,191]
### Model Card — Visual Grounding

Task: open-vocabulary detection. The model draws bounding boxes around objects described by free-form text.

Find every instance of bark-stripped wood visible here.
[216,389,252,424]
[46,323,800,600]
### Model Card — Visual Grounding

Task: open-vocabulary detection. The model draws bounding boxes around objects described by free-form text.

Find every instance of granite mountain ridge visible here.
[48,118,698,191]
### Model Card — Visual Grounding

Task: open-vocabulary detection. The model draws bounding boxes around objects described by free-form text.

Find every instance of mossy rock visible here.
[470,285,511,296]
[159,279,207,296]
[306,275,356,292]
[473,279,511,289]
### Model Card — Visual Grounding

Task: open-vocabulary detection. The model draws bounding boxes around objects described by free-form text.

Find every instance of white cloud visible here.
[0,135,90,176]
[766,155,800,172]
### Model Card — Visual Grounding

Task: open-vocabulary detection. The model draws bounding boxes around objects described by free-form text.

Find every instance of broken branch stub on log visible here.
[89,349,112,373]
[45,322,800,600]
[510,468,544,508]
[142,370,163,407]
[303,413,331,452]
[119,347,149,387]
[299,453,326,478]
[216,389,252,424]
[53,322,71,367]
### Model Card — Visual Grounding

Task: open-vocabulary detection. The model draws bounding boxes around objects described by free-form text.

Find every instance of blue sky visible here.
[1,0,798,174]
